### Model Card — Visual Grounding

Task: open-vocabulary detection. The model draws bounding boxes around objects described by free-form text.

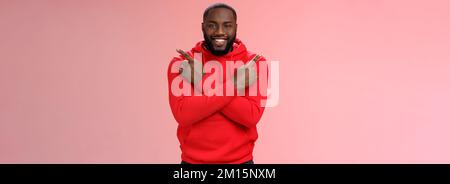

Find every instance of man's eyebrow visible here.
[205,20,234,24]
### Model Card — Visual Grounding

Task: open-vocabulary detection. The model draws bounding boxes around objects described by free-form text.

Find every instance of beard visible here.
[203,33,236,56]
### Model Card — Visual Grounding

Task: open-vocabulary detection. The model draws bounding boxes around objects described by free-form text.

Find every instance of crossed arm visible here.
[168,88,264,128]
[167,52,265,128]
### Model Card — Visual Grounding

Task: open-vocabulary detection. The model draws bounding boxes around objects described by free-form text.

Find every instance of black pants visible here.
[181,160,254,164]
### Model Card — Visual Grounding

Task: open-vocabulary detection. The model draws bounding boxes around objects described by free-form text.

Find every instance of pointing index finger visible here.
[176,49,194,63]
[245,54,261,68]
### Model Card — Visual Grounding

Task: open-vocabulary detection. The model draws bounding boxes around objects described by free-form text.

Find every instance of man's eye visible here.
[207,24,216,29]
[225,24,232,28]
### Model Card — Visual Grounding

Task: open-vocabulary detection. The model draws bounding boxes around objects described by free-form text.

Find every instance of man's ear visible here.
[201,22,205,32]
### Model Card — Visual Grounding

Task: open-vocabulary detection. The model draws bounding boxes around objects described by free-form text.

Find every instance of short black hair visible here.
[203,3,237,22]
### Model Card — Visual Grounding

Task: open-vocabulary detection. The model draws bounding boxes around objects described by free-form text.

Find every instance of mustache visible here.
[211,36,228,39]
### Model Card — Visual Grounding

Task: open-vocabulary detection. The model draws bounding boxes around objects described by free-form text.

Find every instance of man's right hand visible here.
[176,49,204,84]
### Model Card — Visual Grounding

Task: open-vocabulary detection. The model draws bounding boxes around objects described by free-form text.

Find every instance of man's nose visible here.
[216,25,225,35]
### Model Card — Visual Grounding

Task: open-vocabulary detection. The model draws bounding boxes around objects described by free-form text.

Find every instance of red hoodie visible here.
[167,38,266,164]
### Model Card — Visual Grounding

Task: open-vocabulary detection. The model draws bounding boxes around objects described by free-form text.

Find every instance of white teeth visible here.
[214,39,226,46]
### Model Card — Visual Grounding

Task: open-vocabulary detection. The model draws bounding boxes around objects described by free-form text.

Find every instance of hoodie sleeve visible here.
[220,96,265,128]
[220,56,267,128]
[168,57,234,127]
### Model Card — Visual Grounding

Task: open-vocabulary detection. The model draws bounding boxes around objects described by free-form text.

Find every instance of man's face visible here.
[202,8,237,56]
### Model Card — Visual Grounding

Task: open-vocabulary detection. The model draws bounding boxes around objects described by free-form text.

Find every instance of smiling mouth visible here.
[212,38,227,47]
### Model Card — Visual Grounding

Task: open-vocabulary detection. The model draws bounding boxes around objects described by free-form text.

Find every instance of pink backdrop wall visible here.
[1,0,450,163]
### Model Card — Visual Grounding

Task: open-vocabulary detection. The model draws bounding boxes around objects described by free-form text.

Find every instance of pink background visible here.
[1,0,450,163]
